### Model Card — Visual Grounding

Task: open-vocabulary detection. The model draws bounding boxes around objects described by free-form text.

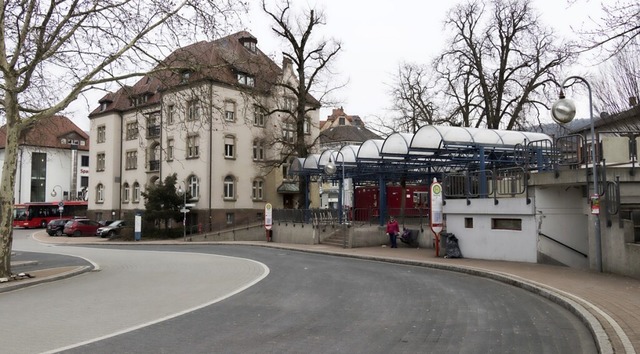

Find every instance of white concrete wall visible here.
[532,185,589,269]
[444,198,537,262]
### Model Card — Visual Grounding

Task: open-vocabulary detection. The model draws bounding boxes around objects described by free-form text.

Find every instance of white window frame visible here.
[224,135,235,159]
[96,153,105,172]
[97,126,106,143]
[133,182,140,203]
[188,175,199,200]
[224,101,236,122]
[96,183,104,203]
[187,135,199,158]
[224,176,235,200]
[253,140,264,161]
[252,179,264,200]
[123,183,130,202]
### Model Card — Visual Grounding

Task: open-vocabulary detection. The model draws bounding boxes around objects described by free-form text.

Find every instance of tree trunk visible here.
[0,99,22,277]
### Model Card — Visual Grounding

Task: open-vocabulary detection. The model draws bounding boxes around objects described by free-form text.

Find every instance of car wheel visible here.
[73,231,81,237]
[55,230,63,236]
[108,230,115,238]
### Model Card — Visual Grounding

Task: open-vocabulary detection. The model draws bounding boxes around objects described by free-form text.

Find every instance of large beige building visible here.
[87,31,320,229]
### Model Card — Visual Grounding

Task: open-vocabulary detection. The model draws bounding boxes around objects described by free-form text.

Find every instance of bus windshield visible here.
[14,206,28,221]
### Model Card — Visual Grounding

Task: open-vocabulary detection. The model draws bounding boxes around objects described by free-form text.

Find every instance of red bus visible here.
[13,201,89,228]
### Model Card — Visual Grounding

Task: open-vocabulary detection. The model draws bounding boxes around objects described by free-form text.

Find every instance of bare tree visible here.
[261,0,342,206]
[580,0,640,57]
[591,43,640,115]
[0,1,245,277]
[436,0,574,130]
[389,63,443,133]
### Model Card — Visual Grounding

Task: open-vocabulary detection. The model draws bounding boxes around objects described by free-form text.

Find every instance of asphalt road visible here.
[4,231,597,354]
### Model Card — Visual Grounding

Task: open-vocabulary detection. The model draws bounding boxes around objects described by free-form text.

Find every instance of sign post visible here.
[430,178,444,257]
[264,203,273,242]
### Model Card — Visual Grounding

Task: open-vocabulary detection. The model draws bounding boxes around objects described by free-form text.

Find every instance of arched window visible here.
[122,183,130,202]
[133,182,141,203]
[224,175,235,199]
[96,183,104,203]
[188,175,199,200]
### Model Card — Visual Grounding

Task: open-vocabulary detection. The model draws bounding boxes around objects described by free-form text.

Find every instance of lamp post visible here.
[177,183,187,242]
[51,185,63,219]
[551,76,602,272]
[324,150,346,248]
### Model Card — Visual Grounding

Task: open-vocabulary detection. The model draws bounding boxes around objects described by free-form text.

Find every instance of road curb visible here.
[0,265,94,294]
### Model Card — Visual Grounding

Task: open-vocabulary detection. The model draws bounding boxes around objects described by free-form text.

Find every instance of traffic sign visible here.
[58,201,64,207]
[179,208,190,213]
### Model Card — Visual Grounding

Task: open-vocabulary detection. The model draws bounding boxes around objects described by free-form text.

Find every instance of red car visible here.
[63,219,101,237]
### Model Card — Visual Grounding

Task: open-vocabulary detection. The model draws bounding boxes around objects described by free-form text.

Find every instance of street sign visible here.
[264,203,273,230]
[58,201,64,207]
[179,208,190,213]
[58,207,64,213]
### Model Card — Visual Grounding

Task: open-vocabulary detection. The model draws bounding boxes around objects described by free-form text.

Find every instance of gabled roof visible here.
[0,115,89,151]
[90,31,320,117]
[319,125,380,145]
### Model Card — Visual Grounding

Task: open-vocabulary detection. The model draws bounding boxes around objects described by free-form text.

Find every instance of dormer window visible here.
[99,102,108,111]
[239,36,258,53]
[339,116,346,125]
[237,72,255,87]
[181,70,191,83]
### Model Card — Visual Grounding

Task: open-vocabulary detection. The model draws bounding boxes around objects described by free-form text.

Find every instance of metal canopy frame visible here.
[290,125,554,187]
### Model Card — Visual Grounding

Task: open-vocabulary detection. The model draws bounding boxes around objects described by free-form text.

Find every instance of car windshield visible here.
[108,220,123,227]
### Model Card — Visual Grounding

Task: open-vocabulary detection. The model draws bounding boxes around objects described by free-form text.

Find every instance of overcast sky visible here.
[66,0,605,130]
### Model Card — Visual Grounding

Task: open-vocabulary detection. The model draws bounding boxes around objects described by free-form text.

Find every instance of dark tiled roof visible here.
[0,115,89,150]
[90,31,320,117]
[319,125,381,145]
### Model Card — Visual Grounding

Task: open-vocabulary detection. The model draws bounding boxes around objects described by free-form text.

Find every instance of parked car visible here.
[63,219,101,237]
[96,220,126,238]
[46,218,73,236]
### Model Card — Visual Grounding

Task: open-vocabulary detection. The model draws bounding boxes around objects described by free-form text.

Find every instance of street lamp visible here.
[177,183,187,242]
[324,150,346,248]
[51,185,63,219]
[551,76,602,272]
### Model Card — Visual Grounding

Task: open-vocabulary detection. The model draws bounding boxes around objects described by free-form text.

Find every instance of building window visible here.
[123,183,130,203]
[187,135,199,158]
[253,140,264,161]
[225,101,236,122]
[30,152,47,202]
[181,70,191,83]
[97,126,106,143]
[96,153,105,172]
[80,176,89,188]
[147,113,160,138]
[148,144,160,171]
[283,121,295,144]
[237,72,255,87]
[224,175,235,199]
[188,175,199,200]
[491,218,522,231]
[125,150,137,170]
[167,104,175,125]
[252,179,264,200]
[253,105,265,127]
[187,99,199,121]
[284,97,295,111]
[224,135,235,159]
[339,116,345,125]
[133,182,140,203]
[81,155,89,167]
[226,212,234,225]
[282,157,295,181]
[167,138,174,161]
[96,183,104,203]
[126,122,138,140]
[243,40,256,52]
[304,116,311,135]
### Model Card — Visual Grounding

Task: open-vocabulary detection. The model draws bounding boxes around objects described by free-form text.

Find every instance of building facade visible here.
[0,115,90,204]
[87,31,320,229]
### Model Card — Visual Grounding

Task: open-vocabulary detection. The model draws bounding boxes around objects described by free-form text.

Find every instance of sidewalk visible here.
[8,232,640,354]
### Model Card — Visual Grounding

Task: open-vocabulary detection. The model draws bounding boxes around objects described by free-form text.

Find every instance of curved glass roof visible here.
[289,125,554,178]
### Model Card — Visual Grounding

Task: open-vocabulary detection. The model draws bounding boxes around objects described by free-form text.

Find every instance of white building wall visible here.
[444,198,537,262]
[1,146,87,204]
